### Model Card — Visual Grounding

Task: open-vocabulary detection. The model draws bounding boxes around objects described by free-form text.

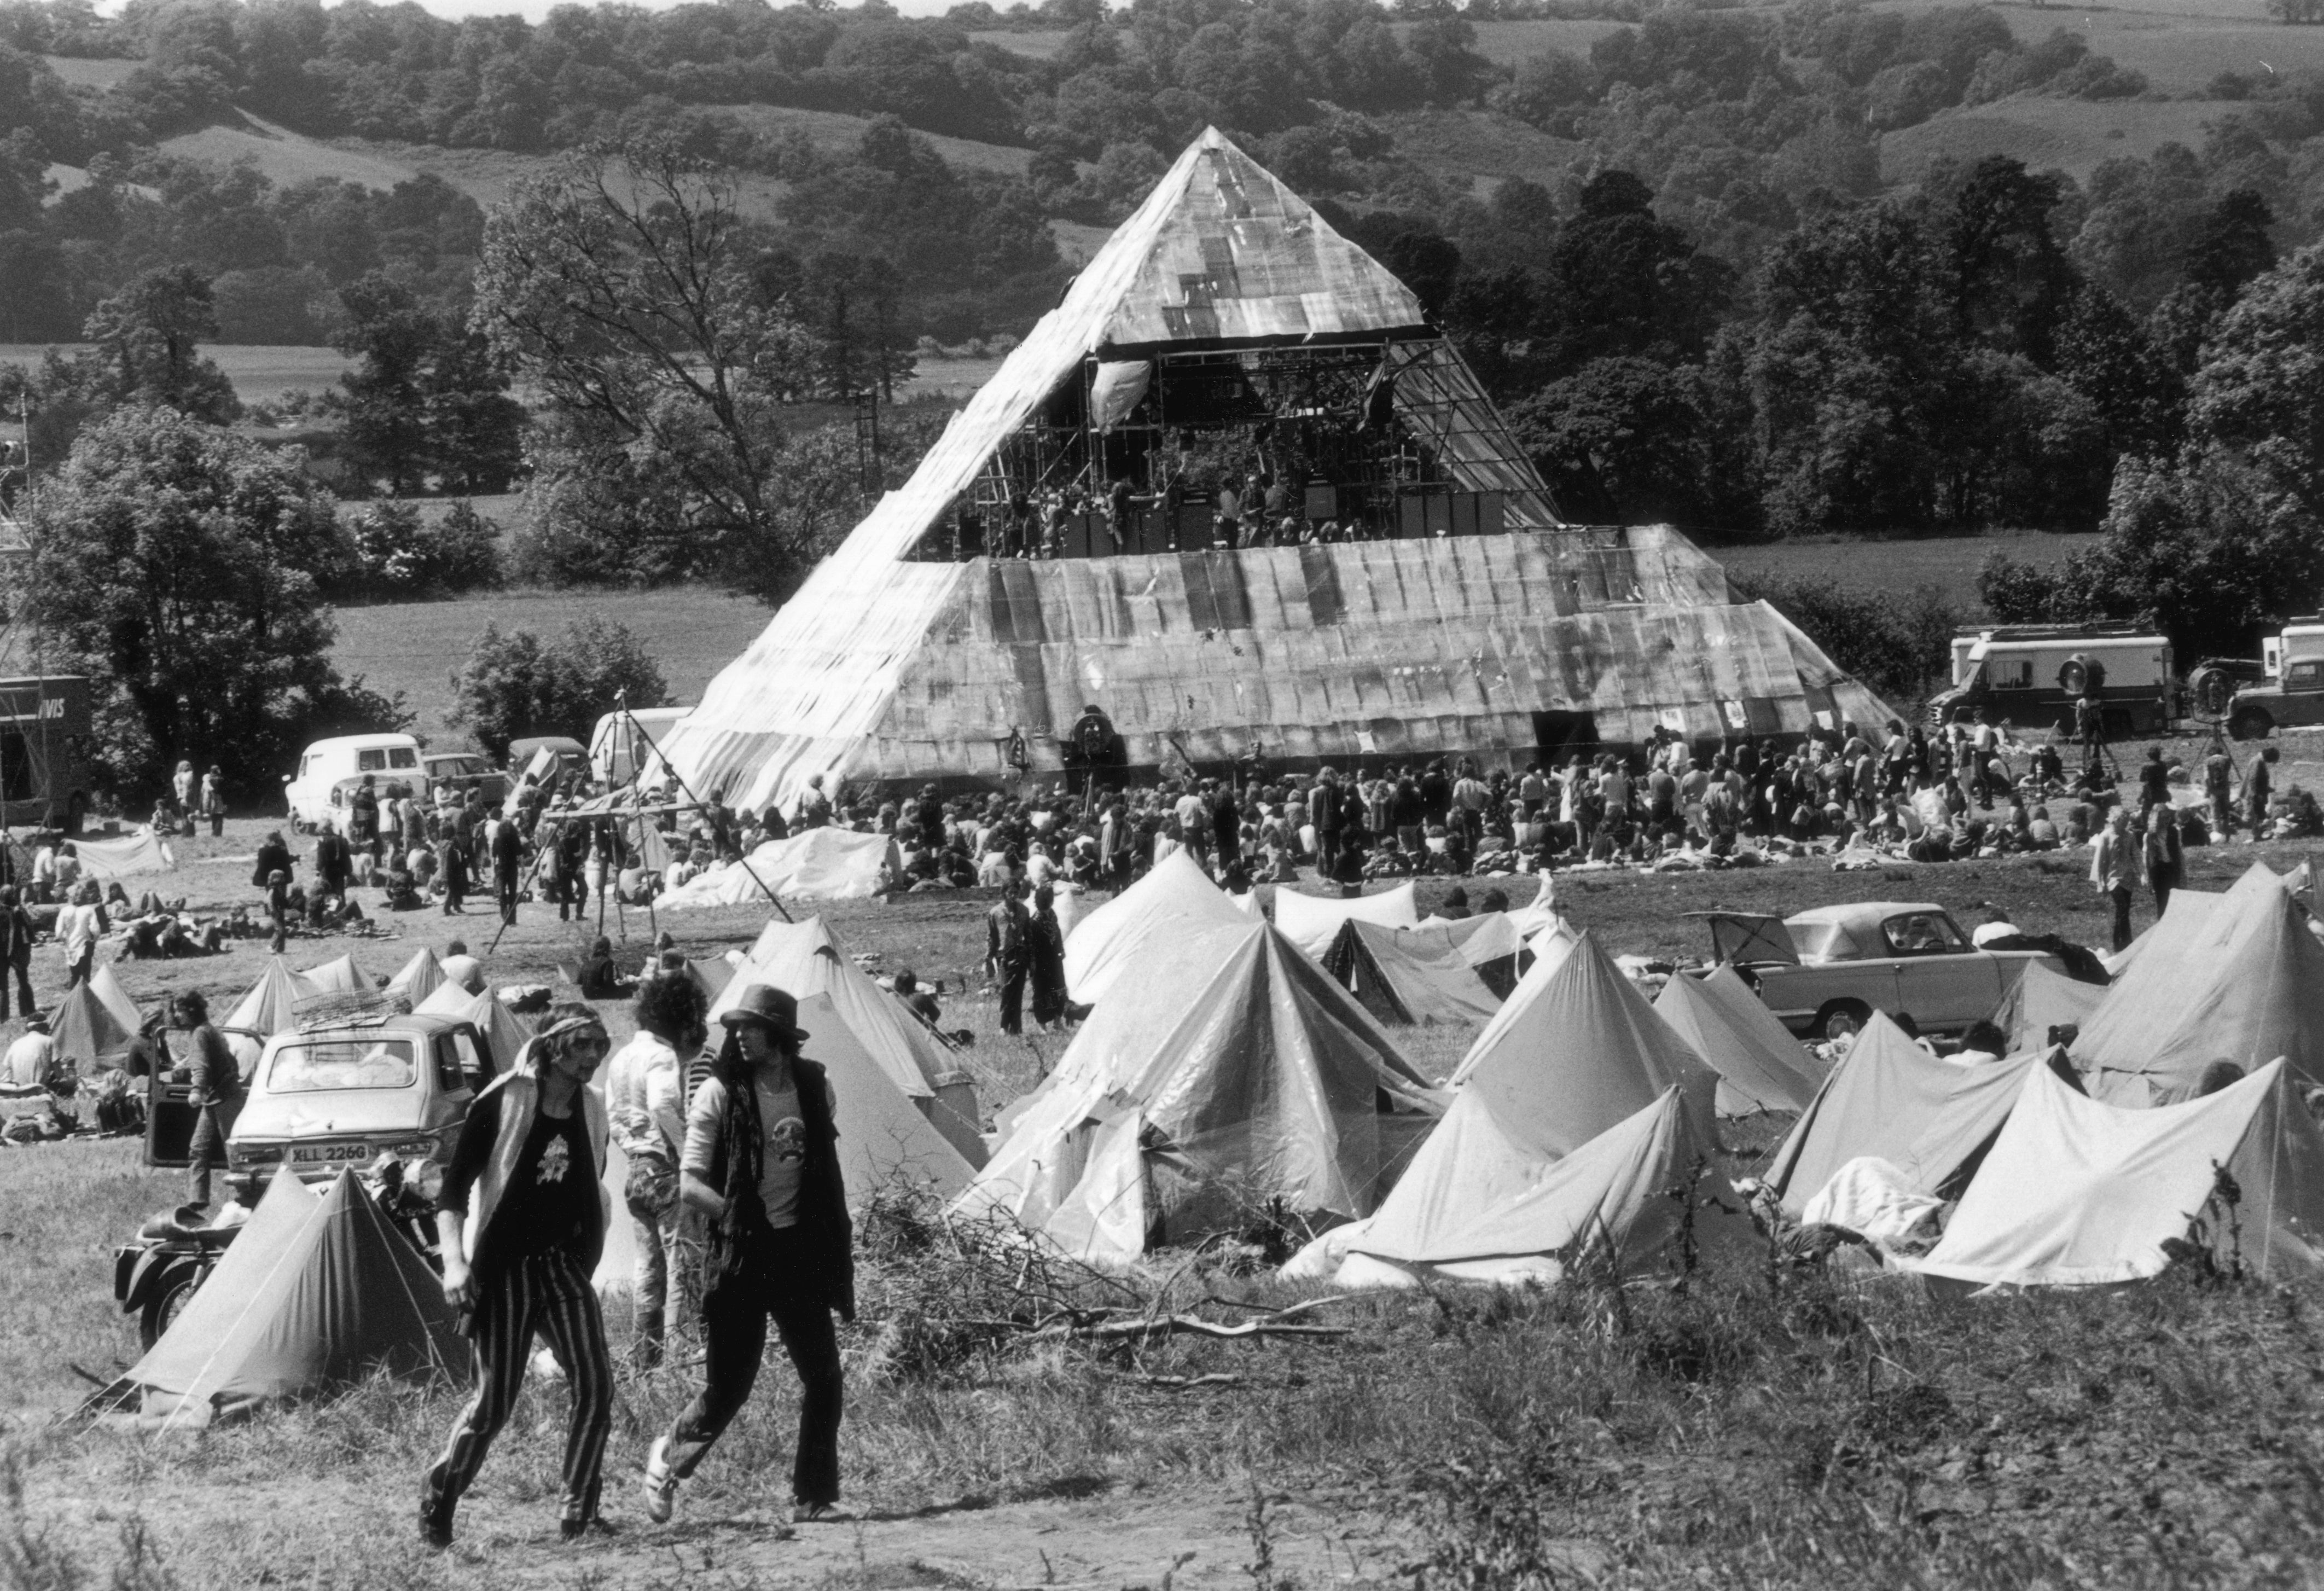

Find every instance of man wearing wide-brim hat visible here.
[644,983,853,1529]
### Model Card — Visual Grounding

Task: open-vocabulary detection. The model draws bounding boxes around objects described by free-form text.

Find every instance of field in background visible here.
[1715,529,2093,617]
[1884,95,2248,185]
[330,584,772,742]
[0,342,344,407]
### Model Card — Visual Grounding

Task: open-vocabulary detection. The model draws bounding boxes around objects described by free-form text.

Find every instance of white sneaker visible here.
[642,1437,678,1524]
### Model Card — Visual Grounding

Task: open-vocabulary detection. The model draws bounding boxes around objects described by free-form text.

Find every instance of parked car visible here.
[2229,618,2324,738]
[422,751,509,809]
[1689,903,2065,1040]
[283,734,423,832]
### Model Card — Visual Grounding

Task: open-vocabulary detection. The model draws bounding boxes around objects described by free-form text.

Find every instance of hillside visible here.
[1882,95,2249,185]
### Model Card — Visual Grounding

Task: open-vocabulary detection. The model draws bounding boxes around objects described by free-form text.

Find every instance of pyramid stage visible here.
[656,130,1893,811]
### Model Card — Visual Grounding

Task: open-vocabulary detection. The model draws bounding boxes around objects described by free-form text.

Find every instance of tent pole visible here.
[620,694,790,924]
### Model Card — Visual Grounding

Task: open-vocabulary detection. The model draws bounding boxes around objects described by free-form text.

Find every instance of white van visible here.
[283,734,423,831]
[589,706,688,787]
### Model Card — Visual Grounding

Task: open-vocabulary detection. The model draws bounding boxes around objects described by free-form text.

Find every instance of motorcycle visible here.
[112,1155,445,1350]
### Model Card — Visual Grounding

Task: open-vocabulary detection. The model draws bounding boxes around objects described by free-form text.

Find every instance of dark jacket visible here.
[251,840,293,890]
[490,820,522,884]
[703,1054,853,1319]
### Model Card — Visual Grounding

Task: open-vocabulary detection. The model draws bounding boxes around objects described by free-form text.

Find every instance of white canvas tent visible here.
[384,947,445,1008]
[1271,882,1419,960]
[298,953,370,995]
[1652,965,1825,1116]
[1321,918,1502,1028]
[955,919,1439,1264]
[1990,960,2106,1054]
[658,827,899,910]
[2074,863,2324,1105]
[88,963,144,1039]
[224,957,317,1037]
[1762,1012,2037,1217]
[1062,849,1248,1006]
[793,992,975,1203]
[415,982,533,1072]
[1904,1058,2324,1286]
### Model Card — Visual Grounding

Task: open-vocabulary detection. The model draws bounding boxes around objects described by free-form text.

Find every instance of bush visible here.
[339,500,503,600]
[447,616,669,762]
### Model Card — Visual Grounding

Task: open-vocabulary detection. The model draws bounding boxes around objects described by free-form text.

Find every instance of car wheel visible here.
[139,1265,202,1351]
[2230,709,2272,741]
[1814,1000,1873,1043]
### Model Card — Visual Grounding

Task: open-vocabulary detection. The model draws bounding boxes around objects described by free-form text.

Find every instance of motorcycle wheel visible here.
[139,1265,203,1351]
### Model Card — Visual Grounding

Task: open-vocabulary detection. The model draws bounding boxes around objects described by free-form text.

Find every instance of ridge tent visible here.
[2074,863,2324,1105]
[1990,960,2107,1054]
[1763,1012,2037,1217]
[2102,887,2223,978]
[384,947,445,1008]
[50,978,135,1069]
[1273,882,1420,961]
[1653,965,1826,1116]
[718,915,986,1168]
[1442,931,1717,1146]
[126,1168,466,1427]
[88,963,144,1038]
[793,992,976,1203]
[1300,1087,1756,1289]
[954,919,1439,1264]
[298,953,370,995]
[1321,919,1502,1028]
[414,982,532,1072]
[224,957,318,1037]
[1904,1058,2324,1287]
[1062,849,1248,1006]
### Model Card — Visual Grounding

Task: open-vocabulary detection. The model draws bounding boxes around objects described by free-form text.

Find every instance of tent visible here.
[85,963,145,1039]
[125,1169,466,1426]
[72,828,175,880]
[1321,919,1502,1027]
[50,978,136,1069]
[717,915,987,1167]
[1300,1087,1757,1289]
[954,919,1440,1264]
[1903,1058,2324,1287]
[1272,882,1420,960]
[1762,1012,2037,1217]
[2074,863,2324,1104]
[2103,887,2223,978]
[793,992,976,1204]
[1430,911,1528,998]
[384,947,445,1008]
[1990,960,2107,1054]
[1062,849,1249,1006]
[224,957,317,1037]
[298,953,370,996]
[1653,965,1825,1116]
[415,982,533,1072]
[658,827,899,910]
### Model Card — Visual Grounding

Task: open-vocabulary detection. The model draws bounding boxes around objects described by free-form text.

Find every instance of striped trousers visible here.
[423,1248,613,1527]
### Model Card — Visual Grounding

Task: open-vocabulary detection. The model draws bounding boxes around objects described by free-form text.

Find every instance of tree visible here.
[329,271,527,497]
[1511,357,1715,526]
[23,405,404,795]
[2190,241,2324,520]
[448,616,669,761]
[1940,156,2074,364]
[79,265,240,423]
[2154,189,2276,374]
[1542,171,1732,378]
[472,137,816,593]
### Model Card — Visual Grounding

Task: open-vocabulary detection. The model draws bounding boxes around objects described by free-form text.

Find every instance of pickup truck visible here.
[1690,903,2065,1040]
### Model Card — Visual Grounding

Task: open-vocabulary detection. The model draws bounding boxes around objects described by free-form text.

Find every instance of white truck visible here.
[2224,619,2324,738]
[1929,625,2175,739]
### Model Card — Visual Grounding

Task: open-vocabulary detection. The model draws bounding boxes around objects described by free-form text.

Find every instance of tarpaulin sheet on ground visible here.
[73,828,173,880]
[656,827,898,909]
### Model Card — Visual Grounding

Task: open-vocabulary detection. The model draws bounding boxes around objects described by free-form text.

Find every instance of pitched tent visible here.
[2103,887,2223,978]
[1904,1058,2324,1287]
[1273,883,1420,960]
[225,957,317,1037]
[50,978,135,1069]
[88,963,144,1039]
[718,915,988,1166]
[1441,931,1714,1146]
[126,1168,466,1426]
[384,947,445,1008]
[1062,849,1248,1006]
[415,982,532,1072]
[1990,960,2107,1054]
[298,953,370,995]
[648,129,1899,813]
[1322,918,1502,1028]
[1432,911,1528,999]
[1311,1088,1758,1289]
[954,919,1440,1264]
[1653,965,1826,1116]
[2074,864,2324,1105]
[793,992,975,1204]
[1762,1012,2037,1217]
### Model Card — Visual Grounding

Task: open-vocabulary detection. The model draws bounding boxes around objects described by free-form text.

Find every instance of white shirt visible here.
[606,1031,686,1162]
[441,954,484,994]
[60,903,102,961]
[1970,921,2019,948]
[3,1030,51,1088]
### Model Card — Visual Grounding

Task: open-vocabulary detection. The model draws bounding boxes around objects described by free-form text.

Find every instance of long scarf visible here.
[705,1031,769,1288]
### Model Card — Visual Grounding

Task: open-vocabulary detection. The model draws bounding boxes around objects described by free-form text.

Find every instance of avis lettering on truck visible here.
[1927,625,2175,738]
[2228,618,2324,739]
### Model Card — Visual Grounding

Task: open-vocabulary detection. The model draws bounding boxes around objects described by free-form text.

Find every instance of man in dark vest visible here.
[643,985,852,1528]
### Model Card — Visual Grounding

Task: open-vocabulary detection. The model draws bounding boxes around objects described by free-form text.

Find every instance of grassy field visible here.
[1884,95,2250,187]
[8,816,2324,1586]
[710,102,1033,177]
[1380,107,1586,192]
[0,343,346,407]
[330,585,774,742]
[39,54,136,89]
[1717,529,2095,617]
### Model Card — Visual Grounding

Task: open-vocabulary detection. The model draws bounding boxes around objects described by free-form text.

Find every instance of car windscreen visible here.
[266,1038,419,1093]
[1882,911,1970,956]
